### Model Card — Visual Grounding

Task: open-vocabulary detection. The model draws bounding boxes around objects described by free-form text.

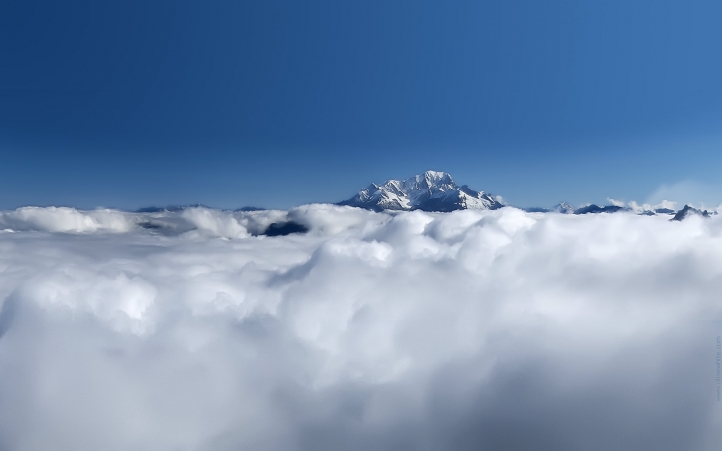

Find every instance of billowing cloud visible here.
[647,181,722,211]
[606,197,626,207]
[0,205,721,450]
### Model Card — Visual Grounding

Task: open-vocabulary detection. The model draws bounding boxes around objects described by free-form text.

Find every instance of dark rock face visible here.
[138,221,163,229]
[523,207,551,213]
[235,206,266,212]
[671,205,711,221]
[573,204,625,215]
[655,208,676,215]
[135,204,210,213]
[263,221,309,236]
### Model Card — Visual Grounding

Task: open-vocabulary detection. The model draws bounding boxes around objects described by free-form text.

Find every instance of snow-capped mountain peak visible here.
[340,172,714,220]
[340,171,503,212]
[553,202,575,214]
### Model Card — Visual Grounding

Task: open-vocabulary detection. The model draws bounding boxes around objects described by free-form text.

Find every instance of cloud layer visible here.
[1,205,721,450]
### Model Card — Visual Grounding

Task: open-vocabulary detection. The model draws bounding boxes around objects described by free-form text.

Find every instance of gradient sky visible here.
[2,0,722,210]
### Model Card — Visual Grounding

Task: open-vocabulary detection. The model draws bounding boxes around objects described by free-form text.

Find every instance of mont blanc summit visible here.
[339,171,504,212]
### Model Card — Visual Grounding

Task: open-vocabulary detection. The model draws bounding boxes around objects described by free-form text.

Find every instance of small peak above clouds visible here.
[670,204,713,221]
[553,202,575,214]
[573,204,627,215]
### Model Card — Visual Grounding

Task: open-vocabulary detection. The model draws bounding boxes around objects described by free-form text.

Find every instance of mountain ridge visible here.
[338,171,716,220]
[338,171,504,212]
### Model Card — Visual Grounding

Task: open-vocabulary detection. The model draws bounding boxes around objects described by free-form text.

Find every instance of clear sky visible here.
[2,0,722,210]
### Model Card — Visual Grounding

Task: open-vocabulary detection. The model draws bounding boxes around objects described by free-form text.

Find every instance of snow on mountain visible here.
[339,171,504,212]
[553,202,575,214]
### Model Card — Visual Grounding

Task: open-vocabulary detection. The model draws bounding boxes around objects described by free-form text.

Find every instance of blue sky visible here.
[2,0,722,210]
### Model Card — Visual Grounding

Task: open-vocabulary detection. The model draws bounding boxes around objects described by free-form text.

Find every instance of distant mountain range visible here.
[136,204,265,213]
[135,171,716,221]
[338,171,716,220]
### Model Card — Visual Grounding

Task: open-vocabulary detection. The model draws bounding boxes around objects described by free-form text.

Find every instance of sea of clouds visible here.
[1,204,722,450]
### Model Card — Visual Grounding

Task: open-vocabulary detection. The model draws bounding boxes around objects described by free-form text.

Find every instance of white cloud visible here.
[606,197,626,207]
[0,205,721,450]
[0,206,136,233]
[647,181,722,211]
